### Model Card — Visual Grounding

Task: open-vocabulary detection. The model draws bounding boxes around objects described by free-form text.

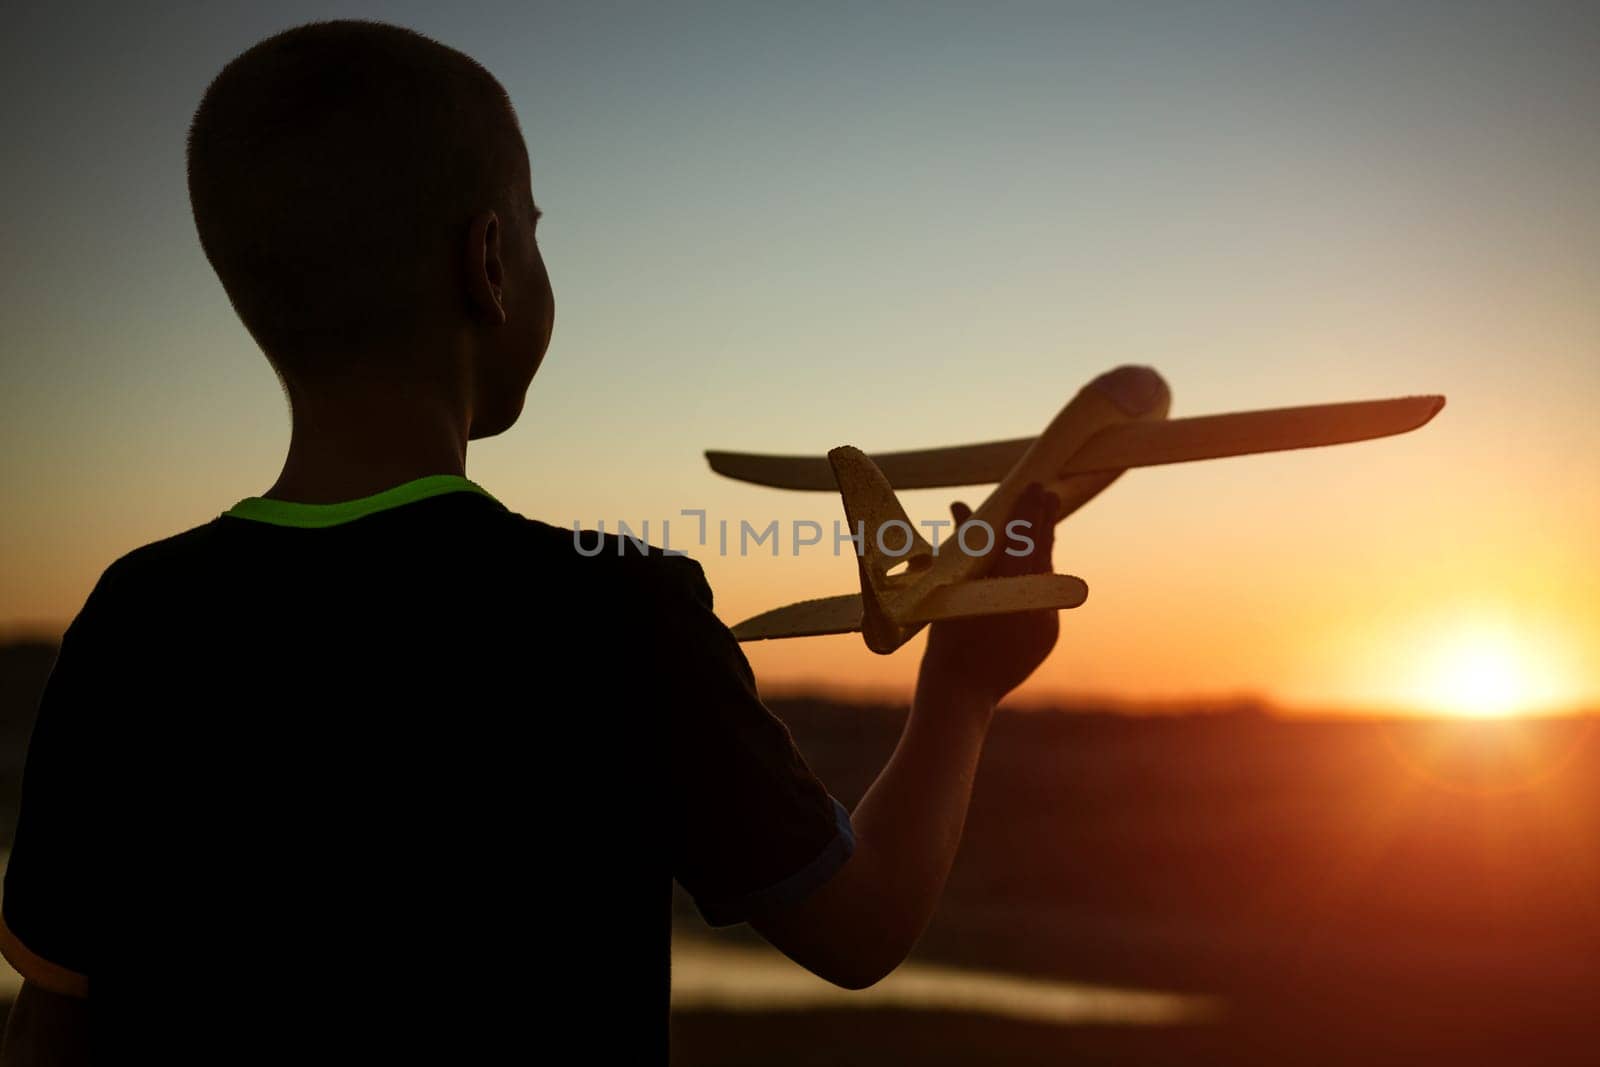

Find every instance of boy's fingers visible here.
[990,483,1048,577]
[1027,491,1059,572]
[949,485,1057,575]
[1016,487,1056,575]
[1037,491,1060,553]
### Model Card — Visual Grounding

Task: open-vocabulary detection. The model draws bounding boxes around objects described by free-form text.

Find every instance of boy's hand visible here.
[755,481,1064,990]
[919,481,1062,707]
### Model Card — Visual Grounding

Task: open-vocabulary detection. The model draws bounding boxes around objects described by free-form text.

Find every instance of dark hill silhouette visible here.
[0,640,59,847]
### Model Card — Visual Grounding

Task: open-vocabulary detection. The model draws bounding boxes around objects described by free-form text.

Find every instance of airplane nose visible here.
[1090,365,1170,416]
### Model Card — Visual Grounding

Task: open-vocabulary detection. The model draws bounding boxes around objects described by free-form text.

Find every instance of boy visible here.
[0,20,1164,1064]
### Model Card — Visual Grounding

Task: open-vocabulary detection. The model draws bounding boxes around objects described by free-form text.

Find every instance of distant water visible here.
[0,848,1216,1024]
[0,853,16,1000]
[672,937,1219,1026]
[0,938,1216,1022]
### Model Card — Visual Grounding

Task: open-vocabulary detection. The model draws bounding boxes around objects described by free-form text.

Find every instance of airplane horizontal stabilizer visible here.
[901,573,1090,624]
[730,593,864,641]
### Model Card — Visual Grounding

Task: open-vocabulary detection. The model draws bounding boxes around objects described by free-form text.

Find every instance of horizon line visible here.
[2,629,1593,722]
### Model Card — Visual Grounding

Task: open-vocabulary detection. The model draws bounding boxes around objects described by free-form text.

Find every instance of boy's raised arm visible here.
[749,483,1062,989]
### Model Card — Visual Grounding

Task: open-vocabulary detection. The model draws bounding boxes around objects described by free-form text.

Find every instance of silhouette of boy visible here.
[0,19,1163,1064]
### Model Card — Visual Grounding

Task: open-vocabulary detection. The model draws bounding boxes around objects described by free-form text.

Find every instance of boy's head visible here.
[187,20,552,439]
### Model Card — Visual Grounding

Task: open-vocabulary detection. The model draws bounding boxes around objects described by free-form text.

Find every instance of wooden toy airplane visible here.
[706,367,1445,655]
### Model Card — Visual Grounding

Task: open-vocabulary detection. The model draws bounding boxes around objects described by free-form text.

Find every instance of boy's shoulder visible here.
[516,515,716,609]
[86,517,234,600]
[85,503,717,617]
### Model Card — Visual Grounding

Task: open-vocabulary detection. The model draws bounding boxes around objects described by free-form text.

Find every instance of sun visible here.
[1424,639,1526,717]
[1407,619,1561,719]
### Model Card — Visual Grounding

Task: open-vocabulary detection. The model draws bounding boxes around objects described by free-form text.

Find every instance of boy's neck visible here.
[264,377,472,504]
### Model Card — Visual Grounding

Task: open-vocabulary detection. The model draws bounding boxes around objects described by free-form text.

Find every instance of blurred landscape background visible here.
[4,638,1594,1064]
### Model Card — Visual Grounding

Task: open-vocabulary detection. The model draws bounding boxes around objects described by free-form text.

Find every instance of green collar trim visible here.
[223,474,502,529]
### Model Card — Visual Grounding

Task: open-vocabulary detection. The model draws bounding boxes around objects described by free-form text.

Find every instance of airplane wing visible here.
[706,395,1445,491]
[707,437,1033,492]
[707,438,1030,492]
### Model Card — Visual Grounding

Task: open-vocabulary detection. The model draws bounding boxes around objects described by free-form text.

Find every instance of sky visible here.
[2,2,1596,715]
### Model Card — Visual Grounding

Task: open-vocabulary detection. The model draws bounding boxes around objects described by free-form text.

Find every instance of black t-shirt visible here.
[2,475,853,1063]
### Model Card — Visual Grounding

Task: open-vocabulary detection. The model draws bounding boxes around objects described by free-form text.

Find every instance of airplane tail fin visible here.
[827,446,935,651]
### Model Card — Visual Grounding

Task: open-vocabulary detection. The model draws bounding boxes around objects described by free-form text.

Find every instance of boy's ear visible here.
[464,210,507,325]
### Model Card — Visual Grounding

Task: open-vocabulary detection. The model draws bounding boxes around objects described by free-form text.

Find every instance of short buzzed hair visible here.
[187,21,530,371]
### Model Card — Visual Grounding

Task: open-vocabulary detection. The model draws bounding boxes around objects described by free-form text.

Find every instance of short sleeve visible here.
[658,557,854,927]
[2,578,106,979]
